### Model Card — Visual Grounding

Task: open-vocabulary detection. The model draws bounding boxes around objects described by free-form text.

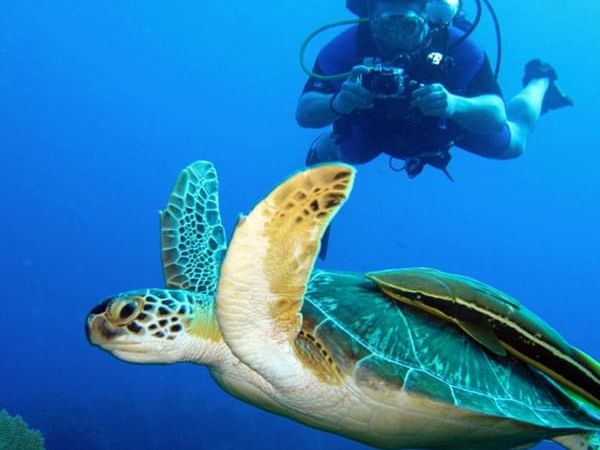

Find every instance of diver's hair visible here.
[367,0,427,16]
[367,0,387,14]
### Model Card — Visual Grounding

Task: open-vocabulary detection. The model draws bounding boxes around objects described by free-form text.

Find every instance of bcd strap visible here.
[390,146,454,181]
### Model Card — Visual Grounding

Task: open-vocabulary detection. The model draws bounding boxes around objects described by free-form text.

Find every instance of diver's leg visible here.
[504,78,549,158]
[456,124,513,160]
[305,129,379,261]
[306,133,343,165]
[306,130,381,166]
[505,60,573,157]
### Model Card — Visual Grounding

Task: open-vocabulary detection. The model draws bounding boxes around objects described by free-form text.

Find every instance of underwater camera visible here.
[359,64,421,99]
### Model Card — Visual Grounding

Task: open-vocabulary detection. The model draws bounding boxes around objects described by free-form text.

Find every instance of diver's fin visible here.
[522,59,573,114]
[542,82,574,114]
[523,59,556,85]
[455,318,507,357]
[318,225,331,260]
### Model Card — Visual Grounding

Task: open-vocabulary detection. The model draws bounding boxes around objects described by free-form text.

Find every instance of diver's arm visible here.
[297,69,375,129]
[447,94,507,133]
[296,92,337,128]
[412,84,506,133]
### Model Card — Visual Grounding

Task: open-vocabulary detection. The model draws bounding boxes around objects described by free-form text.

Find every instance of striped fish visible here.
[368,267,600,409]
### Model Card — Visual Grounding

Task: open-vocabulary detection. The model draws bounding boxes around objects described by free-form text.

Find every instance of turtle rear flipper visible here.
[554,432,600,450]
[216,164,354,388]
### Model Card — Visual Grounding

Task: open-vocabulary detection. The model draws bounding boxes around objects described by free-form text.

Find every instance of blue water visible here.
[2,1,599,449]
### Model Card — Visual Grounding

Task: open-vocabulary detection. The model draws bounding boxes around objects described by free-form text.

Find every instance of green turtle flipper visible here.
[160,160,226,296]
[217,164,354,387]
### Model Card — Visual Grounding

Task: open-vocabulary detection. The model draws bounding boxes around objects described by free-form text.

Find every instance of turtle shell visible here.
[301,269,600,431]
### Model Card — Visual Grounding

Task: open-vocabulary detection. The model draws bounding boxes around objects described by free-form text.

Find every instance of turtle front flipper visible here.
[160,160,227,296]
[216,164,355,388]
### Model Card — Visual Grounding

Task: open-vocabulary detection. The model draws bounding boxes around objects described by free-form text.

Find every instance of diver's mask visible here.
[370,11,430,55]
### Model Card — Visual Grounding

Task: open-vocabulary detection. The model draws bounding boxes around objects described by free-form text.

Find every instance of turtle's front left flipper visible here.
[216,164,354,388]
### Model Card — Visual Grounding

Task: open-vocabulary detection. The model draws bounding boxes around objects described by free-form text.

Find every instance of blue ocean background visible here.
[2,1,599,449]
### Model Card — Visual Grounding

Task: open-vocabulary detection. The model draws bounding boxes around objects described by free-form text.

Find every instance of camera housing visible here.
[360,64,418,99]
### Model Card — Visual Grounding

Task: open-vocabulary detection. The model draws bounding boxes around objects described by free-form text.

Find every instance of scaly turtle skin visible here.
[86,161,600,450]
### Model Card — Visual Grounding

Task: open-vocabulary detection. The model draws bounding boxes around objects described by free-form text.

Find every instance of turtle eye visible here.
[107,297,142,325]
[120,302,137,320]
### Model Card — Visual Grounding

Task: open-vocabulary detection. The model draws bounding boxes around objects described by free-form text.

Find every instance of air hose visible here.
[299,17,368,81]
[299,0,503,80]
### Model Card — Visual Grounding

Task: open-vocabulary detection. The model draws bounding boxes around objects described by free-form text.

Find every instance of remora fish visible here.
[368,267,600,409]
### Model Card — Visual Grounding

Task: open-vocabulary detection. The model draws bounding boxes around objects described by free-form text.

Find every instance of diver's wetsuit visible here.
[302,23,511,168]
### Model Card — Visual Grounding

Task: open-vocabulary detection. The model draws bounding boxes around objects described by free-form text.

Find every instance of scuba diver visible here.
[297,0,573,180]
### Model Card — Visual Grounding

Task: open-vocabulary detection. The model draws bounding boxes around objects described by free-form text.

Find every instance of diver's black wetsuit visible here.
[303,23,511,169]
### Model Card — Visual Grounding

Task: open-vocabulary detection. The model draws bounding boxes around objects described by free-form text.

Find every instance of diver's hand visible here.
[411,83,457,118]
[331,66,375,115]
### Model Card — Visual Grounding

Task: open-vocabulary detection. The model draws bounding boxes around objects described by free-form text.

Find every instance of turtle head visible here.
[86,289,223,365]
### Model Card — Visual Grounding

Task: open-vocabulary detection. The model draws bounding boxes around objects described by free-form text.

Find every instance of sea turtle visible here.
[86,160,600,450]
